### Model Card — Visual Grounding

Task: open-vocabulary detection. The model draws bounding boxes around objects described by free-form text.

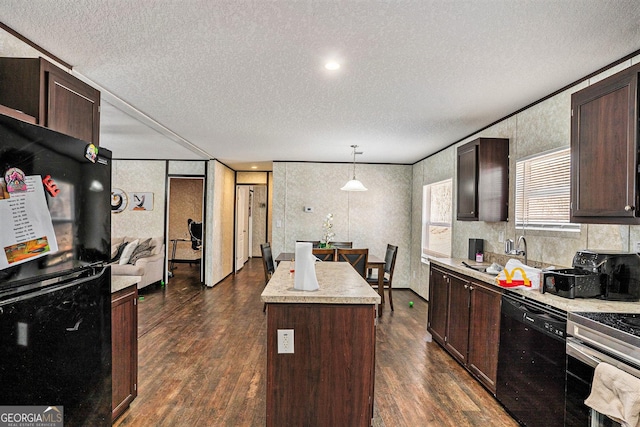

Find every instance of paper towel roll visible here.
[293,242,319,291]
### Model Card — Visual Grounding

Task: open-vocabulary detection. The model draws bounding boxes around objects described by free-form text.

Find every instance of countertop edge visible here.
[261,296,380,304]
[111,275,140,293]
[261,263,381,305]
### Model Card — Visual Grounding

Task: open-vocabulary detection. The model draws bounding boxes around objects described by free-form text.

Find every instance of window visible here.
[422,179,452,258]
[515,148,579,231]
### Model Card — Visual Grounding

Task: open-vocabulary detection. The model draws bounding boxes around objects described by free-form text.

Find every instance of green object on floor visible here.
[139,296,144,301]
[409,301,414,307]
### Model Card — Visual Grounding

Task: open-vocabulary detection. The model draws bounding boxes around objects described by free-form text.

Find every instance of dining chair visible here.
[367,244,398,311]
[336,248,368,278]
[260,242,276,285]
[331,241,353,249]
[297,240,321,248]
[312,248,336,262]
[260,242,275,312]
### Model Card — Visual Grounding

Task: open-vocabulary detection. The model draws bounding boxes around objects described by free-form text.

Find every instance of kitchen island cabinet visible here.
[111,282,138,421]
[0,57,100,144]
[261,262,380,427]
[428,264,501,393]
[571,61,640,224]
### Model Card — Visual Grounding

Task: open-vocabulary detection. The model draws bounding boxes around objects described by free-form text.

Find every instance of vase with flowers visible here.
[321,213,335,248]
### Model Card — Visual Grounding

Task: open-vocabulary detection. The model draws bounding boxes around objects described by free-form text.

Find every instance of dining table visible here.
[275,251,387,311]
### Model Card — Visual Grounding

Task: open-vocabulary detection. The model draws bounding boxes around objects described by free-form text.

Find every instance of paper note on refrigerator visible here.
[0,175,59,270]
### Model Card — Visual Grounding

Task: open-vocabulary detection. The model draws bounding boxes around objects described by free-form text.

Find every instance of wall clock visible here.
[111,188,128,213]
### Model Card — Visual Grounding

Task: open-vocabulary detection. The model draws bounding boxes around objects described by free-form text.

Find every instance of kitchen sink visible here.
[461,261,487,273]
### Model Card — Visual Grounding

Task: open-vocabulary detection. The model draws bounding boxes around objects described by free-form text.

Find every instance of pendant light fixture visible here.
[341,145,367,191]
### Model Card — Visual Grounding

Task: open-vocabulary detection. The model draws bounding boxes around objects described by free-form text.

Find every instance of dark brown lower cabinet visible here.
[111,285,138,421]
[428,265,501,394]
[445,274,472,364]
[427,267,449,345]
[265,303,376,427]
[467,281,501,392]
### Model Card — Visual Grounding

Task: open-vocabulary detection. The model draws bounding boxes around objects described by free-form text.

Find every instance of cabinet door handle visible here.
[469,286,474,291]
[625,205,635,212]
[464,284,469,289]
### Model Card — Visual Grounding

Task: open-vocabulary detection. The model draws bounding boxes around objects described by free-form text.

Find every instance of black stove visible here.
[572,312,640,340]
[568,311,640,371]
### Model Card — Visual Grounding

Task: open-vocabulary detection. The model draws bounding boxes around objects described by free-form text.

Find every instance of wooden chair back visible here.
[384,244,398,279]
[260,242,275,284]
[312,248,336,262]
[336,248,369,278]
[330,241,353,249]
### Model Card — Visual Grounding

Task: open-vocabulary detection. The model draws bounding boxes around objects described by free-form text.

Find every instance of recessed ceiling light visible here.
[251,165,258,169]
[325,61,340,71]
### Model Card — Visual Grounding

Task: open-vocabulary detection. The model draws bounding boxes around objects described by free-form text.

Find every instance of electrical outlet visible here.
[17,322,28,347]
[498,231,505,243]
[277,329,294,354]
[635,242,640,253]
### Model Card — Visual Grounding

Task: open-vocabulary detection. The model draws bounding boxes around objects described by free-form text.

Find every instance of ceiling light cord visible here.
[341,145,367,191]
[351,145,363,178]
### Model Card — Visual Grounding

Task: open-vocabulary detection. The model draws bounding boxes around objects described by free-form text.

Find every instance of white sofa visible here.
[111,236,165,289]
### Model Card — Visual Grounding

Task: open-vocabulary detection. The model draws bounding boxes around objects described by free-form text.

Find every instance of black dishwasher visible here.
[496,293,567,427]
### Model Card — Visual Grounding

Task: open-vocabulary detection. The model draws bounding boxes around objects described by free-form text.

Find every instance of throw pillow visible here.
[111,241,129,263]
[118,239,139,265]
[135,238,152,253]
[128,246,155,265]
[127,238,151,262]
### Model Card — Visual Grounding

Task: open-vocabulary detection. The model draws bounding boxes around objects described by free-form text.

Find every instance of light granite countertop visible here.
[261,261,381,305]
[429,257,640,314]
[111,274,140,293]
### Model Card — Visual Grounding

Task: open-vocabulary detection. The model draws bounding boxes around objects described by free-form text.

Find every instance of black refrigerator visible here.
[0,113,112,426]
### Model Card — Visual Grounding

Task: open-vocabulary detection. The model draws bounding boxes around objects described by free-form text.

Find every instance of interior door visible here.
[236,185,249,271]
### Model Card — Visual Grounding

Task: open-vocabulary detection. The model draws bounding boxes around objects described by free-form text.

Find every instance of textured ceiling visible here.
[1,1,640,170]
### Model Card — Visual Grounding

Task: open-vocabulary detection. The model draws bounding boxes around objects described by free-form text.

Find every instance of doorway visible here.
[167,177,205,282]
[235,185,250,271]
[235,184,269,273]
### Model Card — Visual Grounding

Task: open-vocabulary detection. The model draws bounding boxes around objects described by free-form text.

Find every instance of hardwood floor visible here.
[113,259,518,427]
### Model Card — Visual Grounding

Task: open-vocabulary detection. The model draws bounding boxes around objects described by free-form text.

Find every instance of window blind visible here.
[515,148,579,231]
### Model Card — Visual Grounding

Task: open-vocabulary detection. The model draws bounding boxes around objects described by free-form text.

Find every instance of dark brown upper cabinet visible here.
[0,57,100,145]
[456,138,509,222]
[570,63,640,224]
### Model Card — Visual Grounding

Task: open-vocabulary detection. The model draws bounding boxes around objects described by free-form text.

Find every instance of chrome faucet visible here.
[505,236,528,265]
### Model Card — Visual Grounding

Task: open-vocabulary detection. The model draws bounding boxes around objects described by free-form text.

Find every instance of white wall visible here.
[272,162,412,288]
[111,160,166,239]
[205,160,235,286]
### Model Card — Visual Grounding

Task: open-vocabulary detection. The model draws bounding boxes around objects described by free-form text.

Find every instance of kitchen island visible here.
[261,261,380,427]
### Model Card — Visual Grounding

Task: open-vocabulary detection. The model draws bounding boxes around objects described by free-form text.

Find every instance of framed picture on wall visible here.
[131,192,154,211]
